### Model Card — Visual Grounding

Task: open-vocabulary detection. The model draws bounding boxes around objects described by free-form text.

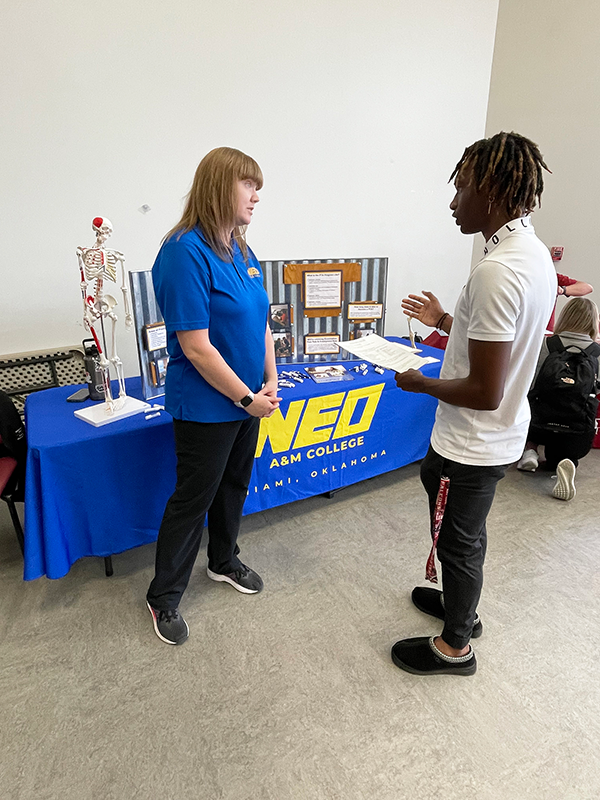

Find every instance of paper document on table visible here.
[338,334,439,372]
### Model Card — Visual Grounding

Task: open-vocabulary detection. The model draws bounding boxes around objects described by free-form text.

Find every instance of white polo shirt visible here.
[430,216,557,466]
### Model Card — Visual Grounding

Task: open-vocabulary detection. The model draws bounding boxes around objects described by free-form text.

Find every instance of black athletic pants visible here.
[528,425,595,470]
[147,416,260,611]
[420,446,508,649]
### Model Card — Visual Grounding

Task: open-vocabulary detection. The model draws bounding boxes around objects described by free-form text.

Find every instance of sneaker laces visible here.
[232,564,250,580]
[158,609,180,623]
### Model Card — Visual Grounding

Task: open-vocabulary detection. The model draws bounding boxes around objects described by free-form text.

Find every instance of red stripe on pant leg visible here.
[426,475,449,584]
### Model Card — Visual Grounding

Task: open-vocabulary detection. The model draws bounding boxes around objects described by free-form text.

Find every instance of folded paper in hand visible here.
[338,334,439,373]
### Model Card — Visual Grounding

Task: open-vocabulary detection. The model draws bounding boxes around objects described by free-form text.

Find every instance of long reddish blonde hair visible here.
[167,147,263,259]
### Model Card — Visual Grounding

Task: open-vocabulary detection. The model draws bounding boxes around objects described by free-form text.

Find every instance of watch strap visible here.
[234,391,255,408]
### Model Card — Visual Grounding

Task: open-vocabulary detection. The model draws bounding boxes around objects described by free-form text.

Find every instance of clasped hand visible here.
[247,382,282,418]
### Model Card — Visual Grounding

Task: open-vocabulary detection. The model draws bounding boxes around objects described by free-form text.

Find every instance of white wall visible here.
[1,0,499,375]
[485,0,600,311]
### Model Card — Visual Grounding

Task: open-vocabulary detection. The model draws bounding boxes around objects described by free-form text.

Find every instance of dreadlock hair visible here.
[449,132,551,218]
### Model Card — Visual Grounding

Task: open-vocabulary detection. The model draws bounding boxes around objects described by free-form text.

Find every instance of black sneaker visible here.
[391,636,477,676]
[411,586,483,638]
[206,564,263,594]
[146,601,189,645]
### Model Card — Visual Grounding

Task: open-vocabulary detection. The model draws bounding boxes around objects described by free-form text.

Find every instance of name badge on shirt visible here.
[247,266,260,278]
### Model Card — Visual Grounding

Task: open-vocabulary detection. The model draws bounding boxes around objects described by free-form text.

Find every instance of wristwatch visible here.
[234,391,255,408]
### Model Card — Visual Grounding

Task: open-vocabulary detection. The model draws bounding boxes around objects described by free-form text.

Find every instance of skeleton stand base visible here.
[74,396,150,427]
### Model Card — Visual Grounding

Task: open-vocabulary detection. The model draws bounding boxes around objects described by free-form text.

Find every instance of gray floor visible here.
[2,453,600,800]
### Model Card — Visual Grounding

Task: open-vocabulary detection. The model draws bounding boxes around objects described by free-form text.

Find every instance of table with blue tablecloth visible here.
[24,341,442,580]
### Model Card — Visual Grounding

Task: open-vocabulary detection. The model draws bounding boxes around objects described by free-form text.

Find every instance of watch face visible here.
[240,394,254,407]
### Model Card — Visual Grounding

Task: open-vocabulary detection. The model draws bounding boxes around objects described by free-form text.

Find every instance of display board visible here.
[129,256,388,396]
[261,257,388,364]
[129,270,167,401]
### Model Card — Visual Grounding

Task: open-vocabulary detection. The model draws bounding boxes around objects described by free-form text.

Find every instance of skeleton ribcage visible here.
[83,250,118,282]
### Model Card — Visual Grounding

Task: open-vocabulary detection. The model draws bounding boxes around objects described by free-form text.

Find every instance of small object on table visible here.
[67,387,90,403]
[407,315,416,350]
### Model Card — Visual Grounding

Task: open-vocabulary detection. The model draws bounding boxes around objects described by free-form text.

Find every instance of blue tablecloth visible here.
[24,341,442,580]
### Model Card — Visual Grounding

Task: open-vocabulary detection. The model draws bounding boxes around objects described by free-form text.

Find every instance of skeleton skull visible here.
[92,216,113,243]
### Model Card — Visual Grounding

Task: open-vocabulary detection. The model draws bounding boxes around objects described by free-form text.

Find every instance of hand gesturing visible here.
[401,291,445,329]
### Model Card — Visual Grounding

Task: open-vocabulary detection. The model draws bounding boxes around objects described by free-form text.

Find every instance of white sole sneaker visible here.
[146,601,189,645]
[517,449,539,472]
[552,459,576,501]
[206,567,262,594]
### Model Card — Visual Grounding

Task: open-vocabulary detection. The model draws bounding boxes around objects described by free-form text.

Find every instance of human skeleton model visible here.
[76,217,132,413]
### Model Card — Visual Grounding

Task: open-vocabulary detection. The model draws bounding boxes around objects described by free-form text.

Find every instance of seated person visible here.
[517,297,600,501]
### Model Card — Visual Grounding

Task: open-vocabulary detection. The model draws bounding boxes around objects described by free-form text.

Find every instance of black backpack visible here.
[528,335,600,435]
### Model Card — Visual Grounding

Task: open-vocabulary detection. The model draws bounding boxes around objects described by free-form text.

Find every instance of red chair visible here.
[593,396,600,449]
[422,331,448,350]
[0,438,24,554]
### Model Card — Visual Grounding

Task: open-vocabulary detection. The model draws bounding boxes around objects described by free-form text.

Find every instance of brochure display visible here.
[129,270,169,401]
[304,365,354,383]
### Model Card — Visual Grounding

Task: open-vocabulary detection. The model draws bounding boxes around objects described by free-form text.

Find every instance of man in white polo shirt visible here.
[392,132,556,676]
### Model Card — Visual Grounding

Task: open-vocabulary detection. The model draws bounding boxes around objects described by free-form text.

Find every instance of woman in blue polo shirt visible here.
[146,147,280,646]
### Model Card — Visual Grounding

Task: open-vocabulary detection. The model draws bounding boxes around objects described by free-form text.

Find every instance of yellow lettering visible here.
[333,383,384,439]
[270,458,279,468]
[293,393,344,449]
[275,480,283,487]
[291,453,301,463]
[256,401,305,457]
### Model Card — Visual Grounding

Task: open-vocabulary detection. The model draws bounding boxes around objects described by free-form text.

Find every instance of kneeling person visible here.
[517,297,600,501]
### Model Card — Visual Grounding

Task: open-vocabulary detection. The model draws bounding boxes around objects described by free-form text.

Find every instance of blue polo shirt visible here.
[152,227,269,422]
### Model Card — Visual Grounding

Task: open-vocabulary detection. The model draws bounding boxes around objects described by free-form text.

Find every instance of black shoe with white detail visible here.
[147,601,189,645]
[391,636,477,676]
[207,564,263,594]
[411,586,483,638]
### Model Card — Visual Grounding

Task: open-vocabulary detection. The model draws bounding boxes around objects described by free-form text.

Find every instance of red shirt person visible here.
[546,273,593,332]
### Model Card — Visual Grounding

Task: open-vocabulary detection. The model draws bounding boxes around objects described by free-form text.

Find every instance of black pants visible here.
[147,416,260,610]
[420,446,508,649]
[528,424,595,470]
